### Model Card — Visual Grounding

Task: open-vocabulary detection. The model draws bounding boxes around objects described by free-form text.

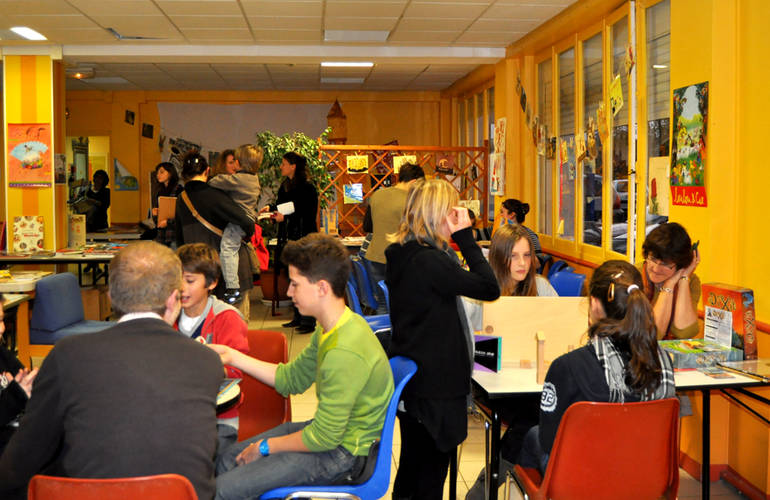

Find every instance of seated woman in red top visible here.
[637,222,700,339]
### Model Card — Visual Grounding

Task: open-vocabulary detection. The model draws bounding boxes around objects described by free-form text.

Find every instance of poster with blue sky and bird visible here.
[7,123,52,187]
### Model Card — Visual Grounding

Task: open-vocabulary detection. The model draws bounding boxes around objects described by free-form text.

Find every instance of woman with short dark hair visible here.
[638,222,700,339]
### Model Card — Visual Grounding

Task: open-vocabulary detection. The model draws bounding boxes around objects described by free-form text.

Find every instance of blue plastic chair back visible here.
[550,271,586,297]
[260,357,417,500]
[351,257,379,312]
[547,260,573,280]
[377,280,390,312]
[346,279,364,315]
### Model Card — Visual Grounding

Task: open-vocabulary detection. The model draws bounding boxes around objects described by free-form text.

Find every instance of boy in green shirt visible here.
[210,233,394,500]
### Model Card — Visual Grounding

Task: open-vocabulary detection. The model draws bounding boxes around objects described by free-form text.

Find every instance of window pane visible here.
[476,93,484,147]
[646,0,670,228]
[466,98,474,147]
[611,16,629,254]
[458,99,466,147]
[582,32,604,248]
[537,59,553,235]
[558,47,576,241]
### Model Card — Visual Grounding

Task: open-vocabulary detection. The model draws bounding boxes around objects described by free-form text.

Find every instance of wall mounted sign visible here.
[670,81,708,207]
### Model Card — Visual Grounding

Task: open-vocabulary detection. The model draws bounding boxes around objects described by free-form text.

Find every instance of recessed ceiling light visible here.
[321,62,374,68]
[324,30,389,42]
[66,68,95,79]
[321,77,365,84]
[652,64,668,69]
[10,26,47,41]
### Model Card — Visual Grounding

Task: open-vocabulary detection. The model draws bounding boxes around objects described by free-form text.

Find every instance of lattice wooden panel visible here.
[319,144,488,237]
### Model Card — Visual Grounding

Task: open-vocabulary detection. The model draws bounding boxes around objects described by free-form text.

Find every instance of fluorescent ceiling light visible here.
[652,64,668,69]
[10,27,47,41]
[324,30,389,42]
[321,62,374,68]
[321,77,365,84]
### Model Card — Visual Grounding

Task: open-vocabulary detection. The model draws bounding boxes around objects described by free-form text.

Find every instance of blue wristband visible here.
[259,439,270,457]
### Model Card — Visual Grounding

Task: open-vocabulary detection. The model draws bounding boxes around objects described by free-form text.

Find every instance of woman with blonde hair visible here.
[386,178,500,500]
[488,224,556,297]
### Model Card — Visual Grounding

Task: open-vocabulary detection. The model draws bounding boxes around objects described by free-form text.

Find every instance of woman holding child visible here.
[386,178,500,500]
[175,153,255,312]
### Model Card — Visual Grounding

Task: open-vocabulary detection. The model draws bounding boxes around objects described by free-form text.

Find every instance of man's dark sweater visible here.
[0,318,223,500]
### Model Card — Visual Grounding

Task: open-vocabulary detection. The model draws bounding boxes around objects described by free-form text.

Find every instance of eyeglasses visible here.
[645,257,676,271]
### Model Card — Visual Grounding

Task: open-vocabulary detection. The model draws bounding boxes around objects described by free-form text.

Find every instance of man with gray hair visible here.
[0,241,223,500]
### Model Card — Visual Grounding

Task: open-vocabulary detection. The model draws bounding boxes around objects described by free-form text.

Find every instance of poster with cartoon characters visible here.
[670,82,708,207]
[7,123,52,187]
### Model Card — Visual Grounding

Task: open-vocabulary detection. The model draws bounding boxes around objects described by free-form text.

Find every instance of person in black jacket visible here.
[85,169,110,232]
[175,153,255,307]
[518,260,676,474]
[152,161,183,247]
[261,152,318,334]
[0,298,37,454]
[386,178,500,500]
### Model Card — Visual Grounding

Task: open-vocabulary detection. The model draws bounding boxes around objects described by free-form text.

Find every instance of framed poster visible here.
[670,82,708,207]
[7,123,52,187]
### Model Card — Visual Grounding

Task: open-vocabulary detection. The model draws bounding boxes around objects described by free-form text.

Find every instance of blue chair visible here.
[29,273,112,349]
[260,356,417,500]
[346,279,391,333]
[550,271,586,297]
[547,259,573,280]
[351,257,379,313]
[377,280,390,312]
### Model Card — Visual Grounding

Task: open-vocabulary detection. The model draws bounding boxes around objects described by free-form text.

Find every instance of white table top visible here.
[2,293,31,309]
[0,271,52,292]
[473,362,767,399]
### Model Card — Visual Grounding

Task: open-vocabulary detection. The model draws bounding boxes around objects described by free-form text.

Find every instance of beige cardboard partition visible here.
[482,296,590,366]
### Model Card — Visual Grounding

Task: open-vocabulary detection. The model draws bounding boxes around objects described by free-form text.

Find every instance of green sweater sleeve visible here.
[274,331,318,397]
[299,349,371,452]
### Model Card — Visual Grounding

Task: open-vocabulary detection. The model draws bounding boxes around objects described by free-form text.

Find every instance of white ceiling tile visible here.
[90,16,182,39]
[403,3,488,19]
[388,30,457,43]
[248,17,320,30]
[252,29,320,42]
[325,2,406,18]
[396,18,470,31]
[170,16,247,29]
[454,30,522,44]
[181,28,253,40]
[484,3,566,20]
[157,1,243,16]
[68,0,162,17]
[470,19,540,32]
[34,28,117,43]
[4,15,99,29]
[1,1,82,15]
[324,17,398,31]
[241,1,323,18]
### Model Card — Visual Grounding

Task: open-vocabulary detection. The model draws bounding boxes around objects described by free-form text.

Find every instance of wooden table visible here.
[0,251,117,286]
[0,270,52,293]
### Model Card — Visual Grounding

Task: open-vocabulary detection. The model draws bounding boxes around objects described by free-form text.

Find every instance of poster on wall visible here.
[490,153,505,196]
[343,183,364,204]
[12,216,44,253]
[7,123,52,187]
[113,158,139,191]
[346,155,369,174]
[648,156,670,216]
[54,154,67,184]
[392,155,416,174]
[494,118,507,153]
[670,81,708,207]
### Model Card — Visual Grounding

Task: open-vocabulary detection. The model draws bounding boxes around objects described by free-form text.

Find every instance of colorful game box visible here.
[701,283,757,360]
[659,339,743,369]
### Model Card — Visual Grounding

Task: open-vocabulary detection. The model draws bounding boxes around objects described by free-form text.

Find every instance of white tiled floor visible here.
[247,290,745,500]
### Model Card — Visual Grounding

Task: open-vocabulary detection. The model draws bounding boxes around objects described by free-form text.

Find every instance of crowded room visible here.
[1,0,769,498]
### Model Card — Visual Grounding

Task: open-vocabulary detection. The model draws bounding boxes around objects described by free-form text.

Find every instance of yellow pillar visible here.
[2,51,58,251]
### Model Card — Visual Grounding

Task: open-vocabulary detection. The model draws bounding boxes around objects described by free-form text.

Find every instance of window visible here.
[558,47,576,241]
[610,16,629,254]
[582,32,604,248]
[537,58,553,235]
[646,0,670,227]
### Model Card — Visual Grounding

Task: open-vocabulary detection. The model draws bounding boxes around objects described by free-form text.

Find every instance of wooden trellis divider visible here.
[318,144,489,237]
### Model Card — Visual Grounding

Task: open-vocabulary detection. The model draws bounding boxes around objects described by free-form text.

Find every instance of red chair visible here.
[513,398,680,500]
[28,473,196,500]
[238,329,292,441]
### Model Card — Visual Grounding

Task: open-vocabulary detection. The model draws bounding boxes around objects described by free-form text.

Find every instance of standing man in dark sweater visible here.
[0,241,223,500]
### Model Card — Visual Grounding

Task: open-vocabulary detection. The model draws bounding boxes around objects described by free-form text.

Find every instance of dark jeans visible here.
[363,258,388,314]
[392,411,450,500]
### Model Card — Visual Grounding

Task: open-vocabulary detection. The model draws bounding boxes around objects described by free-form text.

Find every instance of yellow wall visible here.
[66,90,447,222]
[2,55,57,250]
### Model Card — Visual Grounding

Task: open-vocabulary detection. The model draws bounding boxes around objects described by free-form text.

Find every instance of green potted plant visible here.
[255,128,333,302]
